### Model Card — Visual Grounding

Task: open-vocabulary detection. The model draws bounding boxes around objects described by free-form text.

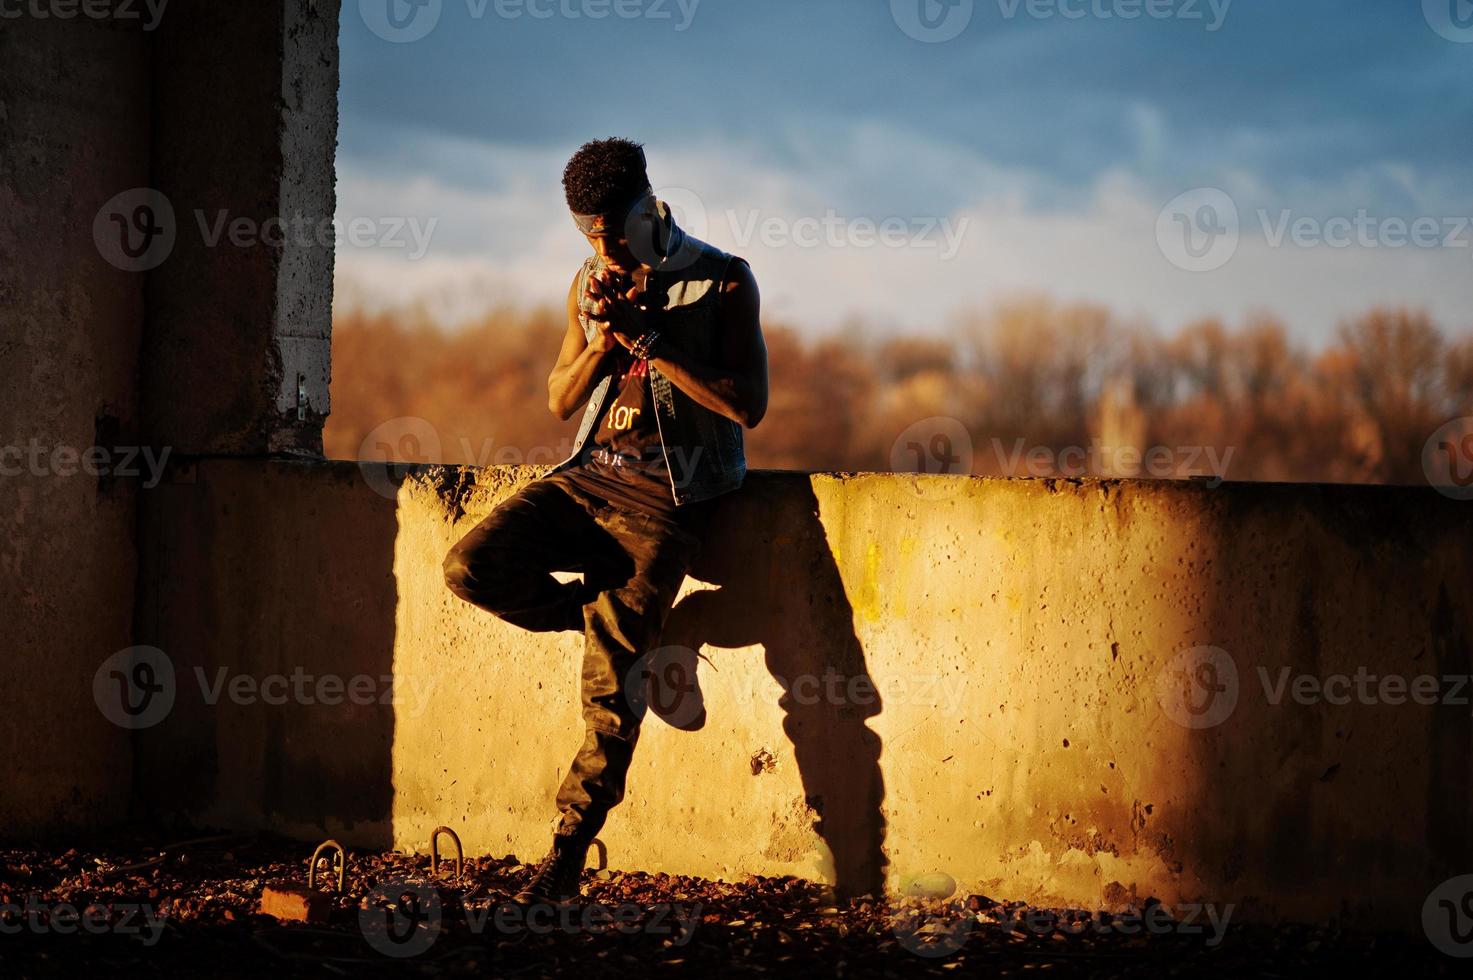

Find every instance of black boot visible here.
[514,836,589,904]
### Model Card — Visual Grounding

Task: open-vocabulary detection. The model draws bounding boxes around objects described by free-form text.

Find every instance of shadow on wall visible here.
[132,462,885,891]
[125,463,1473,926]
[660,475,888,899]
[135,461,399,848]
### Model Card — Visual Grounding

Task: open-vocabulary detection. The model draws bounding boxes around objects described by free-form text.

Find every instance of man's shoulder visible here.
[670,232,745,285]
[677,231,731,264]
[683,233,754,288]
[722,254,755,287]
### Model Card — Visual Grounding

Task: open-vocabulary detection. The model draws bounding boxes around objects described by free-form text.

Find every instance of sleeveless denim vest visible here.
[548,204,748,507]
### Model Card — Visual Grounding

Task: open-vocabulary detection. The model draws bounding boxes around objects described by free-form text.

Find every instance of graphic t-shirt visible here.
[550,347,686,520]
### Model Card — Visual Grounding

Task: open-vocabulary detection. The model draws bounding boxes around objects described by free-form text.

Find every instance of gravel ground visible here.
[0,832,1457,978]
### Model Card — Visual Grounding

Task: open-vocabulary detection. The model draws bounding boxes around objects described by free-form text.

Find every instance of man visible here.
[443,138,769,903]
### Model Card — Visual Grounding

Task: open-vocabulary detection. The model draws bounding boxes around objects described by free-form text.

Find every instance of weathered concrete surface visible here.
[143,0,339,456]
[133,459,399,845]
[135,460,1473,929]
[1,2,341,836]
[0,17,149,833]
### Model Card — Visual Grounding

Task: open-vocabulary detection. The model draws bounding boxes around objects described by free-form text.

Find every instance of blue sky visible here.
[335,0,1473,342]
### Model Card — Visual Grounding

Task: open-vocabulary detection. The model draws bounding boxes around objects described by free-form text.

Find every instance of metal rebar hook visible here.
[308,840,346,893]
[429,826,463,880]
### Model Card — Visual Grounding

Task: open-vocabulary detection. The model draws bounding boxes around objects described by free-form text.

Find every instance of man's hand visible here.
[585,268,652,345]
[586,318,620,355]
[548,266,653,419]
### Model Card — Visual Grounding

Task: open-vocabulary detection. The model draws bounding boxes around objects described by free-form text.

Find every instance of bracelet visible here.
[631,330,661,361]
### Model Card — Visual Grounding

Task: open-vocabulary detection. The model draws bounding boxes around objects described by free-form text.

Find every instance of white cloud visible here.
[334,126,1473,343]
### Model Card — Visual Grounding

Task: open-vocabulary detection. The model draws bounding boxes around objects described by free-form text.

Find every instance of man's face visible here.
[584,231,641,275]
[581,205,661,273]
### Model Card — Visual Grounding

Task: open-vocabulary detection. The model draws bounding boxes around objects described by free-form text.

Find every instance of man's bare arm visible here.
[644,259,769,428]
[546,271,617,420]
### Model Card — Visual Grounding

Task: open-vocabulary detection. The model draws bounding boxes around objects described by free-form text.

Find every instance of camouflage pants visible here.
[442,477,705,844]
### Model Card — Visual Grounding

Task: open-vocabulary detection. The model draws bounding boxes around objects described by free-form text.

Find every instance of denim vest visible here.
[548,205,747,507]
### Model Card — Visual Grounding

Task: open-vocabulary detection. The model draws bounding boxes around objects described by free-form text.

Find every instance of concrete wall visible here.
[3,1,1466,934]
[0,1,340,836]
[0,16,150,833]
[135,461,1473,929]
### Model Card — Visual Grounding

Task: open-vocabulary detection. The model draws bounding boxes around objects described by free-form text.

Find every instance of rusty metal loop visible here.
[590,838,608,872]
[308,839,346,893]
[429,826,463,880]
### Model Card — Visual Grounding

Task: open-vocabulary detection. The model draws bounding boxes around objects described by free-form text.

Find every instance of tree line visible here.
[325,298,1473,487]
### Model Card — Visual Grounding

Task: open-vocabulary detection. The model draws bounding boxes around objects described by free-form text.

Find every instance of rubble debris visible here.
[0,832,1457,978]
[256,840,345,925]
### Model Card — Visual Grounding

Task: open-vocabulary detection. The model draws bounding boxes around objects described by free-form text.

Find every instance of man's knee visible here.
[442,546,473,599]
[443,543,502,604]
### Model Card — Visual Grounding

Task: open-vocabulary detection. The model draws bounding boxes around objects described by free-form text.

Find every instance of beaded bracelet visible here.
[631,330,661,361]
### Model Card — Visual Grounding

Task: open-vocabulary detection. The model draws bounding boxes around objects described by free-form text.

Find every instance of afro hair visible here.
[562,137,650,215]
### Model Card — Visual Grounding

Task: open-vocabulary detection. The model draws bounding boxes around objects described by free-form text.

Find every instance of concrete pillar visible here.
[143,0,340,457]
[0,16,151,834]
[1,0,341,837]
